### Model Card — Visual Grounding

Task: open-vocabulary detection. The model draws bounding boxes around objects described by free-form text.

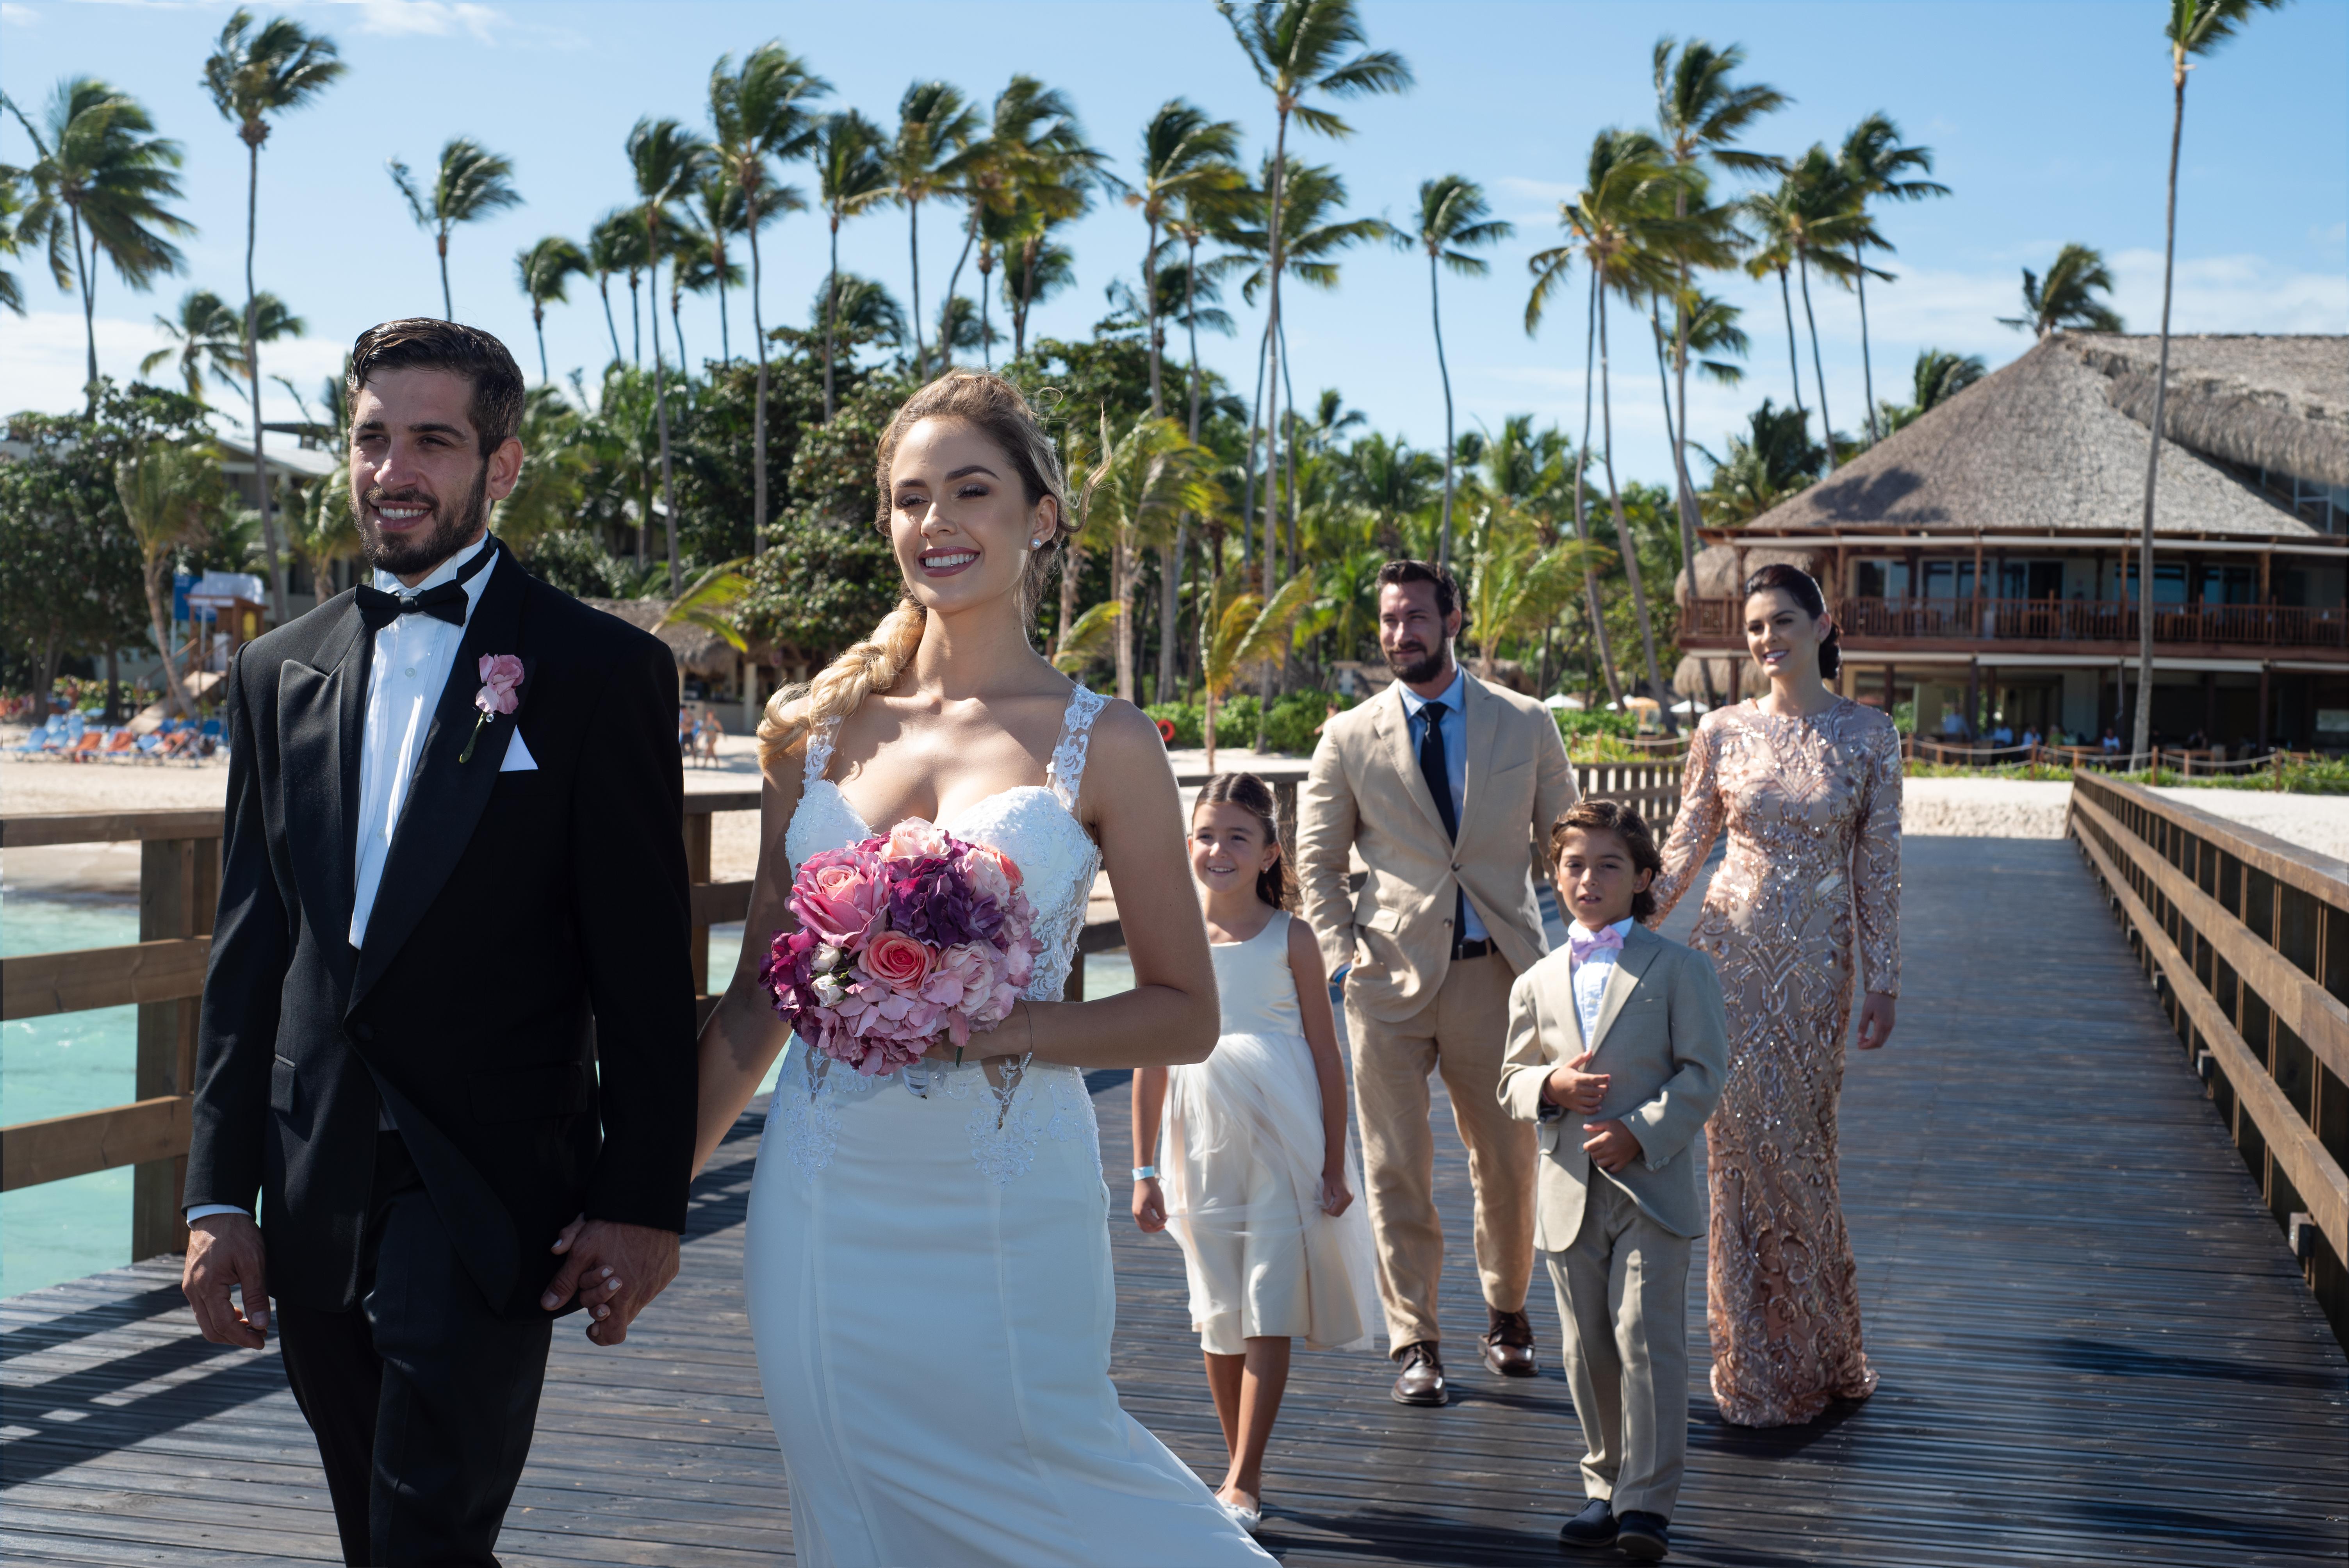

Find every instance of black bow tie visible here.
[355,542,496,631]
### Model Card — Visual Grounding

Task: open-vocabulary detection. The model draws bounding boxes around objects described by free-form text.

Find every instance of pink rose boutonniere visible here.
[459,653,525,763]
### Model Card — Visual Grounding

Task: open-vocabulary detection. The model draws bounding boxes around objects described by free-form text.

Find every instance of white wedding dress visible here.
[745,683,1271,1567]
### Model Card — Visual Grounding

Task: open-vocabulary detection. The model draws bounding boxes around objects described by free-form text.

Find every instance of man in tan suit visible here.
[1497,801,1727,1561]
[1297,559,1576,1406]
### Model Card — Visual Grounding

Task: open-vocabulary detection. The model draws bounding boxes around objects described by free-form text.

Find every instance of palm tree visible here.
[1198,570,1316,773]
[811,110,890,418]
[1999,243,2124,338]
[6,80,192,412]
[285,461,359,605]
[514,236,588,383]
[1880,347,1985,433]
[1219,0,1412,655]
[1652,37,1785,570]
[203,9,340,623]
[1646,280,1743,698]
[114,439,220,720]
[1837,113,1948,443]
[1395,174,1511,570]
[1759,148,1875,473]
[1738,188,1807,422]
[1700,397,1825,523]
[389,137,522,320]
[937,77,1096,370]
[1089,414,1224,702]
[689,166,750,361]
[492,384,592,555]
[2129,0,2288,761]
[0,168,30,316]
[586,209,642,366]
[1526,128,1689,721]
[140,287,299,402]
[1000,224,1077,357]
[1130,101,1244,417]
[709,40,828,555]
[885,81,980,379]
[787,271,906,359]
[626,116,713,593]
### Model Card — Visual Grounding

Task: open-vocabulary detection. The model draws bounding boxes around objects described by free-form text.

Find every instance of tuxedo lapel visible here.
[348,551,529,1012]
[1587,926,1664,1057]
[1375,683,1451,841]
[276,599,371,955]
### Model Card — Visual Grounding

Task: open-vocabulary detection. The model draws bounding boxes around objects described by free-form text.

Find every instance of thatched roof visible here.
[2066,333,2349,488]
[583,597,743,678]
[1719,334,2335,541]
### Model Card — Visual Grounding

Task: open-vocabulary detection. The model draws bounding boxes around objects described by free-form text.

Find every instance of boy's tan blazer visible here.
[1496,924,1729,1244]
[1296,672,1576,1024]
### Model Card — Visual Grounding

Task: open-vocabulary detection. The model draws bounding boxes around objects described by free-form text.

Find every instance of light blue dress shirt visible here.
[1396,665,1488,944]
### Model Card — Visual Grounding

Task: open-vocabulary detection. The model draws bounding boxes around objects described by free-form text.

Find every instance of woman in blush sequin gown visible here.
[1649,564,1901,1429]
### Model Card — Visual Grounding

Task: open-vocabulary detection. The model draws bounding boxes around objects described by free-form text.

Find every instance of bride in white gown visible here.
[692,372,1271,1566]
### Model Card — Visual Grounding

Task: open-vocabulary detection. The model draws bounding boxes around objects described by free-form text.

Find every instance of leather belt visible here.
[1451,936,1497,961]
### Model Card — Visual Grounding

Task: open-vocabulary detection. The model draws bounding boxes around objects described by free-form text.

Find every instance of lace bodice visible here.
[771,683,1109,1183]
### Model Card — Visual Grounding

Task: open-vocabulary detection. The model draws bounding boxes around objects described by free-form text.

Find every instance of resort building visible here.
[1678,333,2348,752]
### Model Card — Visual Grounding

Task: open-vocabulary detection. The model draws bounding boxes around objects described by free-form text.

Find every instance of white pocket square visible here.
[499,727,538,772]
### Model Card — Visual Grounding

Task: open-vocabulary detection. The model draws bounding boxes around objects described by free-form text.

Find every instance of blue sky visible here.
[4,0,2343,486]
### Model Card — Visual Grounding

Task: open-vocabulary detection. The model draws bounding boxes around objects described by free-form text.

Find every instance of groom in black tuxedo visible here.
[180,319,698,1566]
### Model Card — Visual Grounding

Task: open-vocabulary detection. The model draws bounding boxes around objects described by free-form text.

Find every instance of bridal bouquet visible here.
[759,820,1041,1077]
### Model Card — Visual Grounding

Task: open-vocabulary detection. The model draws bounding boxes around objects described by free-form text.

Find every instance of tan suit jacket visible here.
[1496,925,1729,1244]
[1296,672,1576,1024]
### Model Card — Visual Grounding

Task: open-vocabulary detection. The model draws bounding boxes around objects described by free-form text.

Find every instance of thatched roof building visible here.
[1676,333,2346,751]
[584,597,748,680]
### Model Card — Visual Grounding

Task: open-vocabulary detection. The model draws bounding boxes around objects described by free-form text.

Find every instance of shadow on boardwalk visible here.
[5,838,2344,1565]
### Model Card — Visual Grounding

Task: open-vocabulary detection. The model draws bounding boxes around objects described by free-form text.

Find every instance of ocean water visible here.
[2,907,1130,1299]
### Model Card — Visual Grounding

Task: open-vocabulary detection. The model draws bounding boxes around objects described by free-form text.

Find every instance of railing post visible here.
[132,836,217,1259]
[684,811,713,996]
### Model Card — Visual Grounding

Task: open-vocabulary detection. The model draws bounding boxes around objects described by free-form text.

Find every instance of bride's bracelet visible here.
[1132,1166,1159,1181]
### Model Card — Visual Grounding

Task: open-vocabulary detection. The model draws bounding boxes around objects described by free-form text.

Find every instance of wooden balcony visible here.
[1682,595,2348,654]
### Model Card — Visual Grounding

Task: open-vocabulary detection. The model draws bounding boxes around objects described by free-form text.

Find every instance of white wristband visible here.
[1131,1166,1158,1181]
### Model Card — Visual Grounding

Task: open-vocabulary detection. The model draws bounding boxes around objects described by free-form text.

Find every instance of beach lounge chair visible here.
[102,728,139,758]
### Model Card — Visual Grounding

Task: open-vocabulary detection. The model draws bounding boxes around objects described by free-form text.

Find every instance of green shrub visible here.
[1145,690,1356,754]
[1554,707,1637,743]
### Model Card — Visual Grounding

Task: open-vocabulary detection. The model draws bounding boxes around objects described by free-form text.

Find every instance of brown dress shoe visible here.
[1390,1341,1447,1406]
[1481,1307,1538,1377]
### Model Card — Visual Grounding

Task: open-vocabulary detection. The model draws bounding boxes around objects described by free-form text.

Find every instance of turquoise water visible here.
[2,896,140,1299]
[1,908,1129,1300]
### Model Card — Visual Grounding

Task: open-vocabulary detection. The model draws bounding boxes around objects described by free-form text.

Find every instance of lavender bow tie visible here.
[1569,926,1625,961]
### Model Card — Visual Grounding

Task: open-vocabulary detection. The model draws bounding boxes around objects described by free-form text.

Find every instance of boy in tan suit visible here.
[1498,801,1727,1562]
[1297,560,1577,1407]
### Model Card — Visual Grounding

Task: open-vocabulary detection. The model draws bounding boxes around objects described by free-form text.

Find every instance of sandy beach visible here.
[9,745,2344,895]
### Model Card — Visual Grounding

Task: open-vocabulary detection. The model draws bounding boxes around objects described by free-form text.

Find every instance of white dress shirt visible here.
[351,533,496,948]
[1568,918,1636,1045]
[187,535,497,1225]
[1396,664,1490,944]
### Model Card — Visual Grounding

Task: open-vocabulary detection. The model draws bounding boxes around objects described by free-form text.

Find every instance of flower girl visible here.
[1132,772,1380,1534]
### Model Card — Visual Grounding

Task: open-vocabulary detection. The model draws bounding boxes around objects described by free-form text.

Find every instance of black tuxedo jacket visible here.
[185,544,698,1320]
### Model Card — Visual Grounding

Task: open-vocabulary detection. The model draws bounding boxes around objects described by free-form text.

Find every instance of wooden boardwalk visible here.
[5,836,2345,1565]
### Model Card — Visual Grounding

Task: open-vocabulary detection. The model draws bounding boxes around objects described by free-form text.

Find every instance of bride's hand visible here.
[1318,1169,1355,1218]
[1132,1176,1166,1233]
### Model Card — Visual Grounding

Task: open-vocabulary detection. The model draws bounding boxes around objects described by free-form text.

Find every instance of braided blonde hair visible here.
[757,371,1073,772]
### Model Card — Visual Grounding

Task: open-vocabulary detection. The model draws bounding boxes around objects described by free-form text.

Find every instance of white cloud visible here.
[2,4,39,27]
[1,309,351,431]
[319,0,581,48]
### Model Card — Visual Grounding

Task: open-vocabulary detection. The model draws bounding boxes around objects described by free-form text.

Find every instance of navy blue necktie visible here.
[1417,700,1457,841]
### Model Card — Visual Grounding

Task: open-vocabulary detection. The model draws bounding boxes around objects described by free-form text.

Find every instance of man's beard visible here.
[358,463,490,576]
[1383,638,1449,685]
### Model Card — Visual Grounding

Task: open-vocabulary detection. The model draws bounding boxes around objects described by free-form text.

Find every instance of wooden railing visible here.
[2067,775,2349,1345]
[3,749,1688,1260]
[1686,595,2347,650]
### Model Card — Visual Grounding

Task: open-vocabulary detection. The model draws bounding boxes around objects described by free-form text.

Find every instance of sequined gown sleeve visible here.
[1650,699,1902,1427]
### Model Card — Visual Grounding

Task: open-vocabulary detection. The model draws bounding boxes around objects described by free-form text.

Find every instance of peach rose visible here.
[885,818,951,862]
[861,929,934,991]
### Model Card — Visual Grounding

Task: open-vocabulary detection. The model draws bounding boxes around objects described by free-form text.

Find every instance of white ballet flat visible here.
[1218,1493,1262,1534]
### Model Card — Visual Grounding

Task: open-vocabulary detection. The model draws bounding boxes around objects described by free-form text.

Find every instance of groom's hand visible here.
[183,1213,270,1349]
[543,1218,680,1345]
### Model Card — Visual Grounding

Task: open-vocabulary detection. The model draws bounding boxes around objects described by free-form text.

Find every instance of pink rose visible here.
[475,654,525,716]
[790,846,887,947]
[861,930,934,992]
[921,941,997,1010]
[885,818,951,862]
[965,843,1023,895]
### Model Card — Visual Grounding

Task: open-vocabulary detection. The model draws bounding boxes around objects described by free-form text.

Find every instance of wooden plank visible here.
[0,939,211,1022]
[1,1096,191,1190]
[690,880,752,927]
[2074,816,2349,1263]
[2073,791,2349,1083]
[2085,775,2349,910]
[0,811,225,848]
[681,791,761,815]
